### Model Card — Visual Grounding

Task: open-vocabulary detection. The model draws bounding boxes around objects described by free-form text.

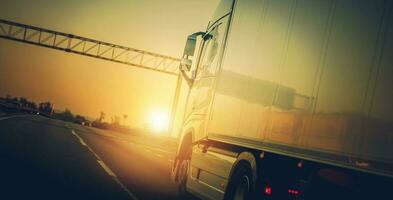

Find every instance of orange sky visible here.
[0,0,219,128]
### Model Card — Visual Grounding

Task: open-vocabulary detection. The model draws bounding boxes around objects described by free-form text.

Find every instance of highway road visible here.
[0,115,193,200]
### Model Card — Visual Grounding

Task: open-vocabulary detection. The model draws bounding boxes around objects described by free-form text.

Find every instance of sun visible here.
[149,111,169,133]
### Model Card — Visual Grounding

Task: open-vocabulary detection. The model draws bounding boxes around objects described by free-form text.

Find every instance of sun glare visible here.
[149,111,169,133]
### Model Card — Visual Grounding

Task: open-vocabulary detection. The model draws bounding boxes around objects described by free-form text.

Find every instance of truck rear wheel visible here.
[225,162,254,200]
[178,159,190,197]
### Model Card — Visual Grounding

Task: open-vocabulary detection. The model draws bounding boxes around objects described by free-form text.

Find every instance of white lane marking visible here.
[154,153,163,158]
[137,144,173,155]
[0,114,29,121]
[83,130,174,155]
[72,130,87,146]
[114,178,139,200]
[87,130,125,141]
[71,129,139,200]
[168,159,174,163]
[97,160,116,177]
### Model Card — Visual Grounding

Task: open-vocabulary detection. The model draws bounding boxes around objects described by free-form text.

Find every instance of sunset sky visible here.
[0,0,219,128]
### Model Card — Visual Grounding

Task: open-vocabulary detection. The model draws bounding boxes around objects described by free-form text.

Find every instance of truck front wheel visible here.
[225,162,254,200]
[177,159,190,197]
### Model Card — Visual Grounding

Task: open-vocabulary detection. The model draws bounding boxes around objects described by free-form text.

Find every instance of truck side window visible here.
[206,28,219,65]
[198,22,225,77]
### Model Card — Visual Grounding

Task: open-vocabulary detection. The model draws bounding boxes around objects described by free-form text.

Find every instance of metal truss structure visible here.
[0,18,185,134]
[0,19,180,76]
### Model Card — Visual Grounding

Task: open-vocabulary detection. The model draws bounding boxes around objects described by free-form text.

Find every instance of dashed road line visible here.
[86,131,175,156]
[114,178,138,199]
[72,130,87,146]
[97,160,116,177]
[70,129,139,200]
[0,114,28,121]
[154,153,163,158]
[137,143,173,155]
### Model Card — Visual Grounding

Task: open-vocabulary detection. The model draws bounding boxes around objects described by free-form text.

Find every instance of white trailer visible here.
[172,0,393,199]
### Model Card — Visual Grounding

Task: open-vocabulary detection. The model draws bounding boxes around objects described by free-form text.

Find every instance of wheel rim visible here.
[233,175,250,200]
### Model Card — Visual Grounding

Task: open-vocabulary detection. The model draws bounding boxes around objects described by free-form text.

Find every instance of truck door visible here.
[184,19,228,141]
[185,16,234,200]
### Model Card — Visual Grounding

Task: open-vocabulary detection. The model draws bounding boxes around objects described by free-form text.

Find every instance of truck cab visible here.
[173,0,393,200]
[172,1,234,199]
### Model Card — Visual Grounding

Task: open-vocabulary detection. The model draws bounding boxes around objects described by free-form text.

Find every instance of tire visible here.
[175,134,192,199]
[224,162,254,200]
[177,159,191,198]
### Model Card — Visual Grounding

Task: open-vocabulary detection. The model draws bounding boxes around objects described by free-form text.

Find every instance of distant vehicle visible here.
[172,0,393,199]
[74,115,88,126]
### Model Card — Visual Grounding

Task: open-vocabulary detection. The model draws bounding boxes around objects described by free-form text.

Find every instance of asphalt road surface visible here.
[0,115,194,200]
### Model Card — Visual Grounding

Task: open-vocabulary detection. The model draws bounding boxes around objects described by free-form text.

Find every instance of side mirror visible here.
[182,32,206,59]
[180,32,206,83]
[183,34,197,57]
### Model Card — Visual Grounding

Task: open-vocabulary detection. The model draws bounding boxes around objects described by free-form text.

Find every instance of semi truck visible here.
[172,0,393,199]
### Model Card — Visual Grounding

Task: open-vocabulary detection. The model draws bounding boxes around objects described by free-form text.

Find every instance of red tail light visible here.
[288,189,300,195]
[264,186,272,196]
